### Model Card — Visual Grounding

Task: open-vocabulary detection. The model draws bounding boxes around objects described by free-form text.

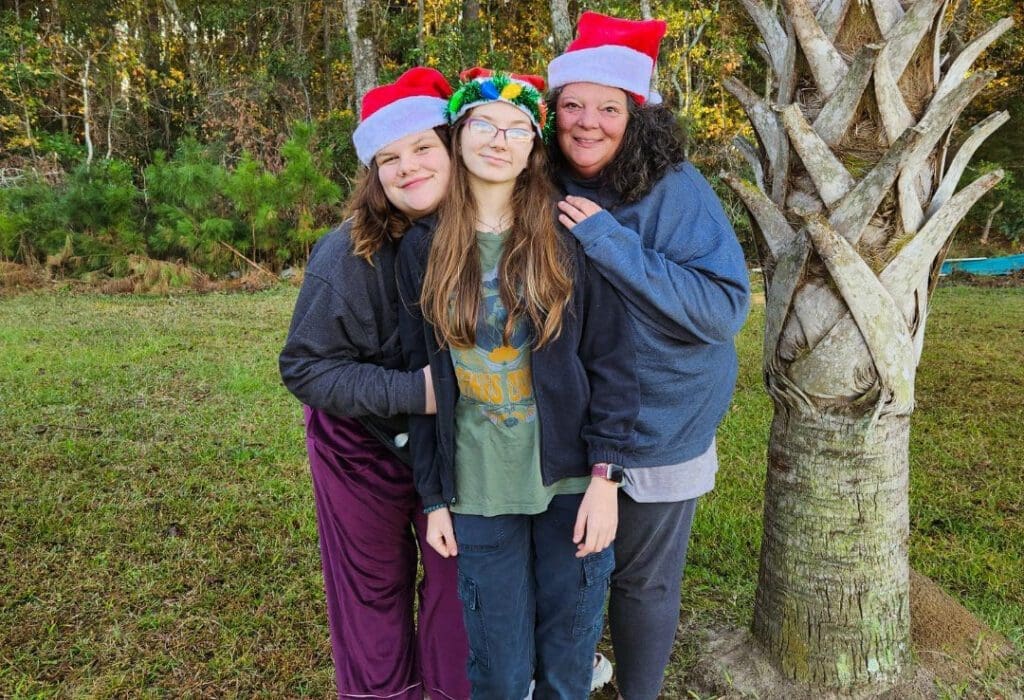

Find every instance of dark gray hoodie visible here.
[279,222,426,459]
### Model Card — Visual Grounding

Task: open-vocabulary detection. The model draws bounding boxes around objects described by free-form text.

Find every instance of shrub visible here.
[276,121,342,263]
[0,172,64,261]
[0,159,140,272]
[60,159,142,270]
[37,132,86,168]
[144,139,238,272]
[315,109,360,193]
[223,151,282,262]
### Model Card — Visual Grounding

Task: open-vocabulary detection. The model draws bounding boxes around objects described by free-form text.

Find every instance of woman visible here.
[547,13,751,700]
[279,67,470,700]
[396,68,639,699]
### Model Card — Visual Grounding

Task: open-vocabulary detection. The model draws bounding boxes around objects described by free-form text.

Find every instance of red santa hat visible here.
[547,12,667,105]
[352,67,453,165]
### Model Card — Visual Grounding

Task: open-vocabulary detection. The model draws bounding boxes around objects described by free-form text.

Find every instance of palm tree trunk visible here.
[754,408,910,685]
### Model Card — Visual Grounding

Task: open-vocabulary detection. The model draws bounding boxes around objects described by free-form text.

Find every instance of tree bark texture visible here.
[343,0,377,105]
[754,408,910,688]
[727,0,1011,692]
[323,1,333,103]
[549,0,572,55]
[81,53,93,165]
[417,0,425,63]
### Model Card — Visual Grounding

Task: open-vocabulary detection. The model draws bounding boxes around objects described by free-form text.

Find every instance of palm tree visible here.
[725,0,1011,691]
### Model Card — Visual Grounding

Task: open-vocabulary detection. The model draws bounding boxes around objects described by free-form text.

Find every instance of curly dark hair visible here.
[546,88,687,205]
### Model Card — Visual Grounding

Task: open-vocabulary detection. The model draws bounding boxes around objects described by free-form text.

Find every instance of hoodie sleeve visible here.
[567,164,750,345]
[279,230,426,418]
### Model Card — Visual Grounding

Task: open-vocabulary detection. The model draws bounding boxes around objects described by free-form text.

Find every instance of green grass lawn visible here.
[2,285,1022,697]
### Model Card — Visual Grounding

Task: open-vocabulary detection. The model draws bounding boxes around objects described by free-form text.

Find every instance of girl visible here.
[547,13,750,699]
[279,67,470,700]
[397,68,639,699]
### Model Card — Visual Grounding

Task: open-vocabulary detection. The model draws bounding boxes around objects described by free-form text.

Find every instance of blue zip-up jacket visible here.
[558,162,750,466]
[396,218,640,509]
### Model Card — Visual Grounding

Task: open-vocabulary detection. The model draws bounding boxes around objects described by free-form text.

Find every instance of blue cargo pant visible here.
[452,494,614,699]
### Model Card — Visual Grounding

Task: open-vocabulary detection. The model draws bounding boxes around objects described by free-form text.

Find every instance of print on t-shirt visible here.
[451,250,536,428]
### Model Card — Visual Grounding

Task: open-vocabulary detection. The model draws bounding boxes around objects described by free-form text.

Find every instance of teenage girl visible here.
[397,68,639,699]
[280,68,470,700]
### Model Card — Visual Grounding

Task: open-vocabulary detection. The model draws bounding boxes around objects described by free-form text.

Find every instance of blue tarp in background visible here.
[940,254,1024,276]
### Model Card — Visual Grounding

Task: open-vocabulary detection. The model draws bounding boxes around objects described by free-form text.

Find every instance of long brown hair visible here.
[346,126,450,262]
[420,118,573,349]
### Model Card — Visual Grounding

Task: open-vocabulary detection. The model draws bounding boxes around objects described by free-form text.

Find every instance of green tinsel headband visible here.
[446,67,549,140]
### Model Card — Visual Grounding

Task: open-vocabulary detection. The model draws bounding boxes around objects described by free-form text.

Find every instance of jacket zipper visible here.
[531,355,547,486]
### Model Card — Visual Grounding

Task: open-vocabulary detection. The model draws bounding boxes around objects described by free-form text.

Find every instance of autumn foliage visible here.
[0,1,1019,275]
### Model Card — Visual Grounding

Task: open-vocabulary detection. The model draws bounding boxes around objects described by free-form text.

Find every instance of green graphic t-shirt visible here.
[450,231,589,516]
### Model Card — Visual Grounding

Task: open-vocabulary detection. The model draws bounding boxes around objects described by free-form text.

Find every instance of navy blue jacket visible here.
[396,219,639,509]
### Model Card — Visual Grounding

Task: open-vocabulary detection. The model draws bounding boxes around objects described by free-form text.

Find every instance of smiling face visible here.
[374,128,451,218]
[458,101,535,188]
[555,82,630,179]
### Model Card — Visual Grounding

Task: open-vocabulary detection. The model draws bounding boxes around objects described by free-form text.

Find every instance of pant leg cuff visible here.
[339,682,422,699]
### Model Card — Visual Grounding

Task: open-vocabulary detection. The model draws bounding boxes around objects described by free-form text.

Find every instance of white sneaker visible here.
[591,653,613,692]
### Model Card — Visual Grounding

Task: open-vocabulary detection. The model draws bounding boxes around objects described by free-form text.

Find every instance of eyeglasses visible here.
[466,118,534,143]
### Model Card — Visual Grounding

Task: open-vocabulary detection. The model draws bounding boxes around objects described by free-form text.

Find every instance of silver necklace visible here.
[475,215,512,234]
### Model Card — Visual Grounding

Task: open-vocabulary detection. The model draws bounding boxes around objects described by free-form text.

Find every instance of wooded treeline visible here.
[1,0,1020,275]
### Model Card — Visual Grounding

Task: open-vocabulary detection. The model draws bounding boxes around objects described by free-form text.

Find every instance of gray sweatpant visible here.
[608,494,699,700]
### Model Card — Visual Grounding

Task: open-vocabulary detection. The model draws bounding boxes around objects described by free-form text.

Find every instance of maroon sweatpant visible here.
[304,407,470,699]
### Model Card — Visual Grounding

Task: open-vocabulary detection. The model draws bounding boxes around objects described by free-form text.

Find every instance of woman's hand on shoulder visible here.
[426,507,458,558]
[557,195,604,231]
[573,476,619,558]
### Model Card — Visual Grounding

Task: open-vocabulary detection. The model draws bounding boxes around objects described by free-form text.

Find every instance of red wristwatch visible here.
[591,463,625,483]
